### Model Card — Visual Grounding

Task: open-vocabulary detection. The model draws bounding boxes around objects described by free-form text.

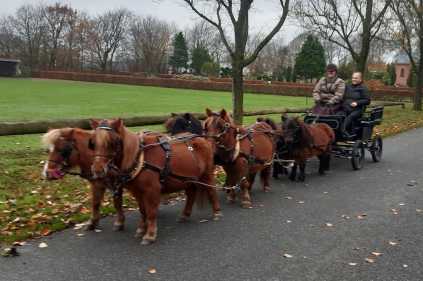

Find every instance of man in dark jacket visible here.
[341,72,371,137]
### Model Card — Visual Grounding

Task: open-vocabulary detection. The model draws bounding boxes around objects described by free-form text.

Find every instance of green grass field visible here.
[0,78,309,122]
[1,77,423,245]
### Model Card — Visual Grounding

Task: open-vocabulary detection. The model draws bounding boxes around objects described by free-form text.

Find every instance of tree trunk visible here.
[414,64,423,111]
[232,62,244,125]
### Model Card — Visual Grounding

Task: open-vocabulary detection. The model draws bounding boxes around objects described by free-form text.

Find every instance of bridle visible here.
[205,117,239,152]
[46,139,76,173]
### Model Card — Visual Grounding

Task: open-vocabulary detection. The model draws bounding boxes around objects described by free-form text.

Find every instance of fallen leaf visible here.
[40,228,51,236]
[416,209,423,213]
[298,201,305,204]
[286,220,292,223]
[371,252,382,257]
[76,233,85,237]
[342,215,351,220]
[323,191,329,194]
[12,241,26,247]
[38,242,48,248]
[388,241,398,246]
[285,196,293,200]
[365,258,375,263]
[148,267,157,274]
[398,203,406,206]
[348,262,358,266]
[325,223,334,227]
[199,219,208,223]
[283,253,293,258]
[403,264,408,268]
[94,229,102,233]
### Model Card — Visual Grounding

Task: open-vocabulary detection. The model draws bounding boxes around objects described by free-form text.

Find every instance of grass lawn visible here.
[0,78,310,122]
[1,77,423,246]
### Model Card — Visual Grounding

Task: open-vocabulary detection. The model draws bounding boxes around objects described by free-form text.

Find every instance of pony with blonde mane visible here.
[42,128,125,231]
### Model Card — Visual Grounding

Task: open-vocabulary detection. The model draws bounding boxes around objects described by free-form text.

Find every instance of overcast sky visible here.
[0,0,302,42]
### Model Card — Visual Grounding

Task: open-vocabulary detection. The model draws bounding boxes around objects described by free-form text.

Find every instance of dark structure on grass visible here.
[0,59,20,76]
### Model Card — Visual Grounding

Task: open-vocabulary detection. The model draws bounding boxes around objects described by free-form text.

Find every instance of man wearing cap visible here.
[312,64,346,115]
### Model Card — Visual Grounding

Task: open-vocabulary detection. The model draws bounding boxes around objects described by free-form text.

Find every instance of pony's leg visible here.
[325,154,331,171]
[141,184,161,245]
[272,162,280,179]
[248,172,257,191]
[224,166,237,203]
[260,165,272,192]
[318,155,326,175]
[240,178,252,208]
[298,161,306,182]
[178,186,196,223]
[112,193,125,231]
[289,163,298,181]
[85,182,105,231]
[201,170,223,220]
[134,203,146,239]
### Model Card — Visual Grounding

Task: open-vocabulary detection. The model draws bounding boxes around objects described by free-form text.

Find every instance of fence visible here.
[33,71,415,101]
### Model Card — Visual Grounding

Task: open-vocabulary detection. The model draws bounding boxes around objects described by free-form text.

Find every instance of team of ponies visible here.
[42,109,334,245]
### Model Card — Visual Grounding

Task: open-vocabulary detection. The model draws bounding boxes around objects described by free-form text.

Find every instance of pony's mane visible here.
[41,128,63,148]
[96,127,117,148]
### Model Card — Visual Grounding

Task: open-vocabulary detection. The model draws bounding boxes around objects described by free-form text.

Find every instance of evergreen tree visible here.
[169,32,189,72]
[191,46,212,75]
[294,35,326,82]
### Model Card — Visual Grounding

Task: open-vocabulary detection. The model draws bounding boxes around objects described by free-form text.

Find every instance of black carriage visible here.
[304,106,384,170]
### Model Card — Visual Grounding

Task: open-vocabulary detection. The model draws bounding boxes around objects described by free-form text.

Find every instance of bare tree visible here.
[295,0,391,74]
[391,0,423,110]
[11,4,47,72]
[42,3,75,69]
[88,9,131,72]
[0,16,21,58]
[130,16,173,74]
[182,0,290,124]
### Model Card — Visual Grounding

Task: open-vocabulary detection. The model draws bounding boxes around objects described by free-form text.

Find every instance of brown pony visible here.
[90,118,221,245]
[41,128,125,231]
[281,115,335,181]
[203,109,275,208]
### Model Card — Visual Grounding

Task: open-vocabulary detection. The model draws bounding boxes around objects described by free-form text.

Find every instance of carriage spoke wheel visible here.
[370,135,383,162]
[351,141,365,170]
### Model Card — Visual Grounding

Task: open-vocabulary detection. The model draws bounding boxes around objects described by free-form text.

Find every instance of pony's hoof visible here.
[241,201,252,209]
[134,228,144,239]
[177,216,190,223]
[112,223,124,232]
[141,237,155,245]
[298,175,305,182]
[84,222,98,231]
[289,176,296,181]
[226,195,236,204]
[212,212,223,221]
[263,186,271,192]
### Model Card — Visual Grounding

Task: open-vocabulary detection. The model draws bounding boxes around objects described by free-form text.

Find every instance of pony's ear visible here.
[257,117,264,122]
[112,118,123,132]
[90,119,100,129]
[220,109,227,118]
[206,108,213,117]
[183,113,191,120]
[170,112,177,117]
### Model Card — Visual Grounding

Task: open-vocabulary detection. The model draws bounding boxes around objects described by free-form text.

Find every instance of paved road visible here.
[2,128,423,281]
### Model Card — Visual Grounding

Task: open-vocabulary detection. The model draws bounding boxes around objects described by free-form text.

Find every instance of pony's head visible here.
[41,128,80,180]
[165,112,203,135]
[203,108,238,153]
[281,114,312,149]
[90,118,124,179]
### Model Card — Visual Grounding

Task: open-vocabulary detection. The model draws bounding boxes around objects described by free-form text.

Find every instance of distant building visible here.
[0,59,20,76]
[393,50,411,87]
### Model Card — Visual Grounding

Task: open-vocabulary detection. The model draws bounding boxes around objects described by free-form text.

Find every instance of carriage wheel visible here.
[351,141,365,170]
[370,136,383,162]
